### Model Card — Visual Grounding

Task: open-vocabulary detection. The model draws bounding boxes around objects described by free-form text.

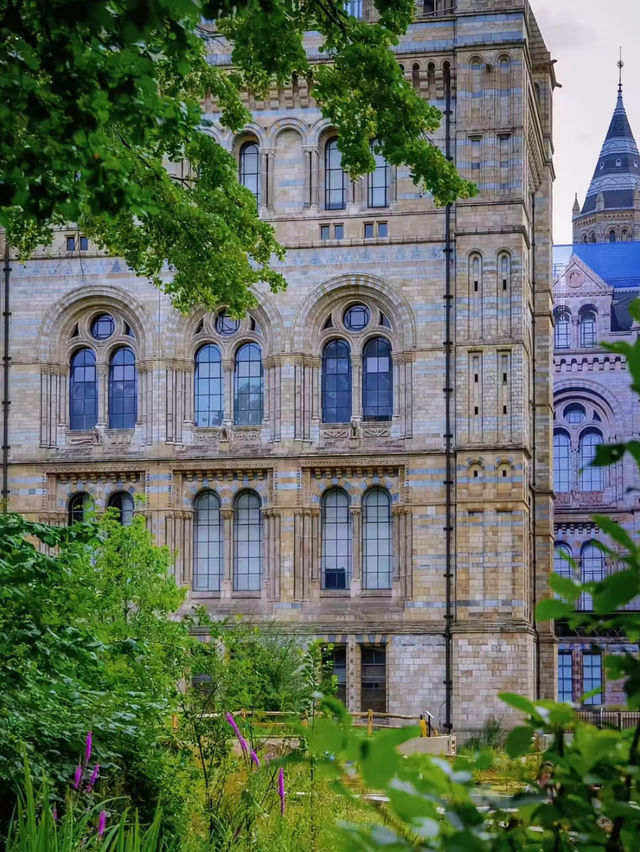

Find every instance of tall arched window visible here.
[68,492,90,525]
[107,491,134,525]
[363,488,392,590]
[609,229,616,243]
[109,347,137,429]
[194,491,223,591]
[322,339,352,423]
[195,344,223,427]
[580,311,597,348]
[579,430,603,491]
[363,337,393,421]
[580,542,605,610]
[239,141,261,207]
[554,431,571,493]
[233,490,262,591]
[234,343,263,426]
[368,148,389,208]
[70,348,98,430]
[554,543,573,581]
[322,488,351,590]
[554,309,570,349]
[325,138,346,210]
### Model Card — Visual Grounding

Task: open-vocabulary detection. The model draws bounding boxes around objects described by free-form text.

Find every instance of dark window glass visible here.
[239,142,261,207]
[322,339,352,423]
[320,224,330,240]
[582,653,602,705]
[554,310,570,349]
[215,311,240,336]
[377,221,388,237]
[69,348,98,430]
[554,544,573,582]
[558,652,573,703]
[325,138,346,210]
[194,491,223,591]
[363,337,393,421]
[66,235,75,252]
[609,230,616,243]
[344,305,370,331]
[368,150,389,208]
[233,490,262,591]
[108,347,137,429]
[195,344,223,427]
[363,488,392,589]
[108,491,134,526]
[553,431,571,493]
[91,314,115,340]
[361,646,386,713]
[364,223,374,239]
[234,343,263,425]
[334,223,344,239]
[79,235,89,251]
[68,493,90,525]
[580,312,597,348]
[579,430,603,491]
[324,645,347,704]
[322,489,351,590]
[344,0,363,17]
[580,543,605,610]
[564,403,585,424]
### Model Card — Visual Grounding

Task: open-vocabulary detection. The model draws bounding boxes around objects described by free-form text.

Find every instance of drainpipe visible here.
[531,192,541,699]
[443,60,455,734]
[2,242,10,511]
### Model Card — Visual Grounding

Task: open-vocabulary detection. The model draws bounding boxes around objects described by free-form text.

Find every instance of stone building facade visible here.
[0,0,555,736]
[553,82,640,707]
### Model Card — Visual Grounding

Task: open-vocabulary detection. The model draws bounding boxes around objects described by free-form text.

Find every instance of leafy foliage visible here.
[0,0,475,313]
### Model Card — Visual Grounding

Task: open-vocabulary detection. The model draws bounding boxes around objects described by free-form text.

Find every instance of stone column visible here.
[222,358,234,426]
[221,507,233,599]
[97,364,108,428]
[350,506,362,595]
[351,355,362,420]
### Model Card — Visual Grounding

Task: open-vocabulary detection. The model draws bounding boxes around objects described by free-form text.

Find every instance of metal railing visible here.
[575,708,640,730]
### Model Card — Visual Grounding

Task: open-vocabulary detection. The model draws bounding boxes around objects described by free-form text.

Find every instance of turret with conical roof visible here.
[573,67,640,244]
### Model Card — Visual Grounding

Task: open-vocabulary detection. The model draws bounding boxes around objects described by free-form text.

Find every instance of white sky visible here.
[529,0,640,245]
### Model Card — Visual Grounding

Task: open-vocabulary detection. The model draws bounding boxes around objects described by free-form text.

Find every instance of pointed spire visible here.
[618,47,624,95]
[572,193,580,216]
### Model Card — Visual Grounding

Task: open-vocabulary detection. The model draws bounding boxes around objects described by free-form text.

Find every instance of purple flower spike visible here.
[86,763,100,792]
[250,749,260,768]
[52,805,58,821]
[278,767,285,815]
[72,763,83,790]
[97,810,107,837]
[85,731,93,765]
[226,712,248,753]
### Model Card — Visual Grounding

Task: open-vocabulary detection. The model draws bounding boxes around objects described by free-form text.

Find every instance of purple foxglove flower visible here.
[72,763,83,790]
[85,731,92,764]
[86,763,100,792]
[52,805,58,821]
[98,810,107,837]
[226,712,248,753]
[278,767,285,815]
[250,749,260,768]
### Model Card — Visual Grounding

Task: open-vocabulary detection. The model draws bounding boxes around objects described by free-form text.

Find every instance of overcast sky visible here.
[529,0,640,245]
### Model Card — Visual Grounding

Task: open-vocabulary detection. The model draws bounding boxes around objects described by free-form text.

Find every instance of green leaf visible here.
[505,725,534,758]
[593,570,638,612]
[536,598,573,621]
[499,693,536,716]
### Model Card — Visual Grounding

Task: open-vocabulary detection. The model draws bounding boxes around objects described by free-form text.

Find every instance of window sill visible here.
[320,589,351,597]
[232,590,262,598]
[361,589,393,597]
[191,590,222,599]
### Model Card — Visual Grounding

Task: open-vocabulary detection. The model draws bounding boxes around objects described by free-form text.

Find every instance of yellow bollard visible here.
[367,708,374,736]
[419,716,427,738]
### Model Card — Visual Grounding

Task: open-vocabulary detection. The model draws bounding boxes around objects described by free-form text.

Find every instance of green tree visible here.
[0,0,475,314]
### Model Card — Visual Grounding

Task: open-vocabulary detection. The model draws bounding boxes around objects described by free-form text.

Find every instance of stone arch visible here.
[231,123,267,157]
[554,379,620,425]
[267,117,309,147]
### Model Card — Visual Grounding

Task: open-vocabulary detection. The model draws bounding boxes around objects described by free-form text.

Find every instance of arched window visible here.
[239,141,261,207]
[368,147,389,208]
[622,229,629,242]
[580,311,597,348]
[554,309,570,349]
[234,343,263,426]
[553,431,571,493]
[69,348,98,430]
[195,344,223,427]
[194,491,223,591]
[580,542,605,610]
[363,488,392,589]
[325,138,346,210]
[322,339,352,423]
[609,229,616,243]
[362,337,393,421]
[589,232,596,243]
[579,430,603,491]
[107,491,134,526]
[322,488,351,590]
[554,543,573,581]
[564,403,586,425]
[582,233,588,243]
[233,490,262,591]
[68,492,90,525]
[109,347,137,429]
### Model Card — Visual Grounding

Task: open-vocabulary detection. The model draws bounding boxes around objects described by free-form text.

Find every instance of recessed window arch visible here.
[194,490,223,591]
[344,304,370,331]
[108,346,137,429]
[580,541,605,610]
[322,488,351,590]
[580,309,597,348]
[91,313,115,340]
[233,490,262,591]
[68,492,91,525]
[368,145,389,208]
[362,337,393,421]
[216,310,240,336]
[554,543,573,582]
[609,230,616,243]
[554,308,571,349]
[325,137,346,210]
[553,430,571,493]
[239,140,261,208]
[234,342,263,426]
[322,339,352,423]
[579,429,603,491]
[107,491,134,526]
[363,487,392,590]
[564,403,586,425]
[69,348,98,430]
[195,344,223,427]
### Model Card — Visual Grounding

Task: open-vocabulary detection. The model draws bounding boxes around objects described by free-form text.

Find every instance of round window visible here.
[91,314,115,340]
[215,311,240,335]
[343,304,370,331]
[564,403,586,425]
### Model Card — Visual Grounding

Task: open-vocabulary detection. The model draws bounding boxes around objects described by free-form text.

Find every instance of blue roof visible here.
[572,241,640,289]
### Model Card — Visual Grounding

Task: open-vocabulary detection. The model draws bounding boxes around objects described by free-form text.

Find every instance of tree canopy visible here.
[0,0,475,314]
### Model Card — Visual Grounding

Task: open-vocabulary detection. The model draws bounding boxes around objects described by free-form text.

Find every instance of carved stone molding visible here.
[362,426,391,438]
[232,428,261,444]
